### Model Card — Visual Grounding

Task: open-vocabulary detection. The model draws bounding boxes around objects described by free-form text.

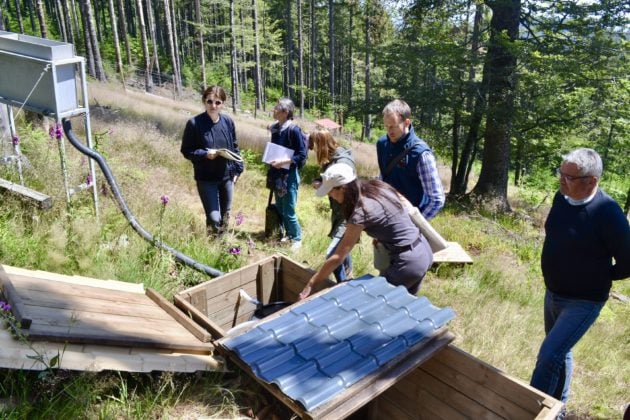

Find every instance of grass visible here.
[1,80,628,419]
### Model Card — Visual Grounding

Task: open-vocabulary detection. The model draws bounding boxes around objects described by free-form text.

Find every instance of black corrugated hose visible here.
[62,119,224,278]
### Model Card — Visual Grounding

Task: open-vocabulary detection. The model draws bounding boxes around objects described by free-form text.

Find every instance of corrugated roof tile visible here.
[222,275,455,412]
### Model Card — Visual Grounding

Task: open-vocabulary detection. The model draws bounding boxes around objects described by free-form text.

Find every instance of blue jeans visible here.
[197,179,234,231]
[275,167,301,241]
[326,236,353,282]
[530,289,604,403]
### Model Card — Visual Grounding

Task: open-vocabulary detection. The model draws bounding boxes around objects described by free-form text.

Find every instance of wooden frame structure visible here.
[176,255,563,419]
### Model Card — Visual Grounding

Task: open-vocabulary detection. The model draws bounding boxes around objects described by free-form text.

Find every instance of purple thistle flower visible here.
[0,301,11,312]
[235,211,245,226]
[86,174,93,186]
[55,124,63,140]
[228,246,241,255]
[48,123,63,140]
[246,239,256,249]
[160,195,170,206]
[11,135,19,146]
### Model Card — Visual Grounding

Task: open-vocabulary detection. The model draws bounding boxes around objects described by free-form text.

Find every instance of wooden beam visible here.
[0,178,52,209]
[174,293,227,339]
[145,288,212,343]
[0,269,32,329]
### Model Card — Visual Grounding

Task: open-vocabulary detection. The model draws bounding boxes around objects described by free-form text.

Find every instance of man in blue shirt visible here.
[530,148,630,411]
[376,99,445,220]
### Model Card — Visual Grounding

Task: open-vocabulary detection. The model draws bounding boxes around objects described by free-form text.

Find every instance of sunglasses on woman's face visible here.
[206,99,222,106]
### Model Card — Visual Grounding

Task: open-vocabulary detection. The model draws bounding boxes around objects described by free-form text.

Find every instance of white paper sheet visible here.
[262,142,294,170]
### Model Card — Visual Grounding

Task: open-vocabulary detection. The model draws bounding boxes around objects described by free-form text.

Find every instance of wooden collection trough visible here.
[175,255,563,420]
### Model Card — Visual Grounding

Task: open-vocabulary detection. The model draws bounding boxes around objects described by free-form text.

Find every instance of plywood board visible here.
[0,266,213,353]
[432,241,473,264]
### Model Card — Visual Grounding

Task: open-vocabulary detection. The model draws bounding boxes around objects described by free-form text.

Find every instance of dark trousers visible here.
[197,179,234,232]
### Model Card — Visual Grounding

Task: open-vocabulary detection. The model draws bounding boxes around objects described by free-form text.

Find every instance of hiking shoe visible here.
[290,240,302,251]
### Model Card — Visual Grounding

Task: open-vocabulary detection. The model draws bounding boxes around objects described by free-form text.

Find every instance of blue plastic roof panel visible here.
[220,275,455,412]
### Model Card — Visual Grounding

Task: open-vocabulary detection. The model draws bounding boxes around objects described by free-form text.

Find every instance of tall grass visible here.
[0,81,628,418]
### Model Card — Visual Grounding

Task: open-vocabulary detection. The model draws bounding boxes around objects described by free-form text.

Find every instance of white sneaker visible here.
[280,236,290,243]
[290,240,302,251]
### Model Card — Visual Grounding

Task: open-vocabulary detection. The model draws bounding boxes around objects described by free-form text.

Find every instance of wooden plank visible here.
[20,304,206,338]
[0,274,32,328]
[432,345,561,416]
[410,365,505,419]
[15,289,175,320]
[145,288,212,343]
[379,379,463,420]
[257,258,278,304]
[174,294,226,339]
[189,289,207,315]
[211,301,256,331]
[279,257,333,302]
[432,242,473,264]
[0,265,144,293]
[23,323,211,352]
[0,178,52,209]
[419,357,533,419]
[205,281,258,318]
[311,331,455,420]
[7,274,156,306]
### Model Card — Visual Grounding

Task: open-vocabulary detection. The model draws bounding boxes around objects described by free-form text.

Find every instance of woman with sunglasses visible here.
[299,163,433,300]
[310,129,356,281]
[181,85,243,235]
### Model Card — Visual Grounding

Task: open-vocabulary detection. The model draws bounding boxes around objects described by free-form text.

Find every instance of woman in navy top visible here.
[181,86,243,235]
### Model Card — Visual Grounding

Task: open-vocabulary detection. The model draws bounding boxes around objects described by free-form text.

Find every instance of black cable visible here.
[62,118,224,278]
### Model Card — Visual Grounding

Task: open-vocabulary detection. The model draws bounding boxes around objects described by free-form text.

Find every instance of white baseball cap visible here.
[315,163,357,197]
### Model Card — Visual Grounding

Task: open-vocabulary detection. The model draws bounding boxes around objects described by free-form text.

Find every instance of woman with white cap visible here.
[299,162,433,299]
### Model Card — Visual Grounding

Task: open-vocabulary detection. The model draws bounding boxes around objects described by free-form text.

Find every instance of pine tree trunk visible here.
[347,2,354,108]
[60,0,74,44]
[14,0,24,33]
[297,0,304,117]
[107,0,125,87]
[471,0,520,212]
[69,0,80,44]
[285,0,294,99]
[145,0,161,85]
[171,5,181,92]
[363,2,371,141]
[116,0,131,65]
[92,0,102,42]
[309,0,316,108]
[194,0,206,89]
[328,0,334,107]
[451,3,484,196]
[135,0,152,91]
[163,0,180,96]
[55,0,68,41]
[82,0,106,81]
[252,0,262,116]
[25,0,36,32]
[239,7,247,93]
[80,3,96,75]
[35,0,47,37]
[229,0,238,112]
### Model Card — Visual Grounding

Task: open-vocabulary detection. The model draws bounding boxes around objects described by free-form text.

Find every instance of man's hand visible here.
[299,284,312,300]
[206,149,217,160]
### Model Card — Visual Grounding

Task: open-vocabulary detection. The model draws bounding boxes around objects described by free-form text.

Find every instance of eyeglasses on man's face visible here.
[206,99,222,106]
[556,168,590,182]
